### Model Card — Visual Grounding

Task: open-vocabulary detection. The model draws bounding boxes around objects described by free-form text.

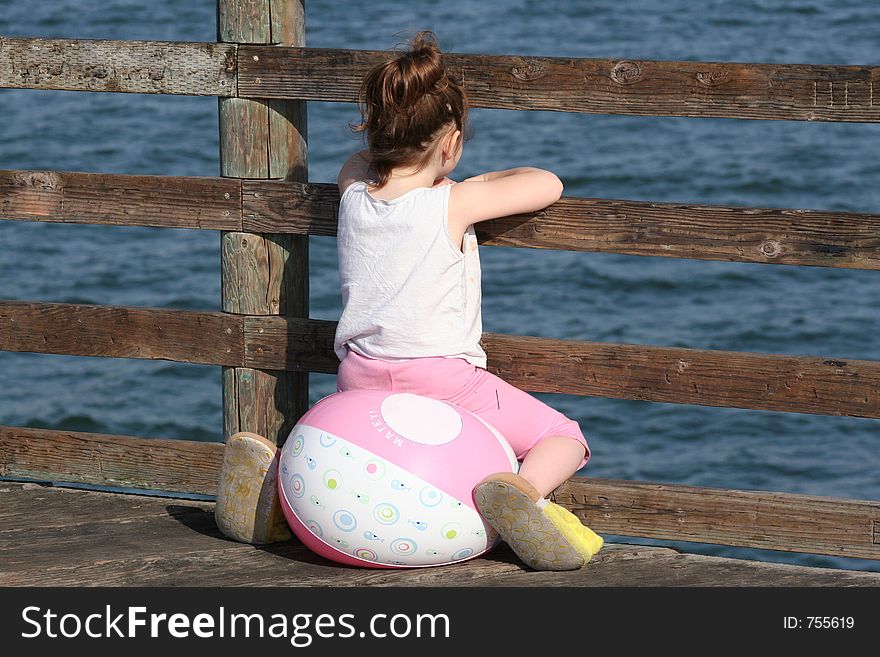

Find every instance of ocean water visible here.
[0,0,878,573]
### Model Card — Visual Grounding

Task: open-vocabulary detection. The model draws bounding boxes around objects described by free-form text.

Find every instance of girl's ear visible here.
[444,128,462,158]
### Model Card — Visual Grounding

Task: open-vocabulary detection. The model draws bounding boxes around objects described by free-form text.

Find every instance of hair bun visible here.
[407,30,442,60]
[387,30,447,106]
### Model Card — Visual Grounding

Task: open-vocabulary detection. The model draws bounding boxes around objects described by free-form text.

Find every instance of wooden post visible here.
[218,0,308,444]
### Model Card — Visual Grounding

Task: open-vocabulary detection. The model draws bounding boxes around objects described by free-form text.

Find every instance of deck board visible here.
[2,483,878,587]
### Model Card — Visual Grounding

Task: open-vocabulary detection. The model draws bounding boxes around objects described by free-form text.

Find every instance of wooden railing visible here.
[3,36,878,122]
[1,16,878,563]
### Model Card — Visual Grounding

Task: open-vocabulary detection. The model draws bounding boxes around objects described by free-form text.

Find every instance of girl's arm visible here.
[449,167,563,229]
[462,167,538,183]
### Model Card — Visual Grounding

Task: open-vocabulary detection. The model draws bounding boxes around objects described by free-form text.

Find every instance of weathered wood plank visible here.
[218,0,309,446]
[3,37,878,123]
[0,300,243,366]
[218,0,271,45]
[243,316,880,419]
[2,484,879,586]
[10,536,880,587]
[1,300,877,418]
[0,482,185,531]
[5,170,879,269]
[0,506,223,572]
[3,443,878,561]
[0,169,241,229]
[553,477,880,560]
[481,332,880,418]
[243,315,337,374]
[243,181,880,270]
[0,427,223,495]
[238,46,880,123]
[0,37,236,96]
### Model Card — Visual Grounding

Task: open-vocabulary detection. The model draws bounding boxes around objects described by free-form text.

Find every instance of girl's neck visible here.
[367,169,439,200]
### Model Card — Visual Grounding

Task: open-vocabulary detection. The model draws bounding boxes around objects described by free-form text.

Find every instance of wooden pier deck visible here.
[3,482,878,587]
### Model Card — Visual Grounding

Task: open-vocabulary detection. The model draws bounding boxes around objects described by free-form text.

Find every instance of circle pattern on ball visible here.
[390,538,418,556]
[289,474,305,498]
[333,509,357,532]
[441,522,462,540]
[419,485,443,507]
[354,547,377,561]
[364,460,385,480]
[373,502,399,525]
[323,469,342,490]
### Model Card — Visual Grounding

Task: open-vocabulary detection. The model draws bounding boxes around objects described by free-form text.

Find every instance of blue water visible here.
[1,0,878,573]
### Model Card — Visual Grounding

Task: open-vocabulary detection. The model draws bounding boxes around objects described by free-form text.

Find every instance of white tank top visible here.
[334,180,487,369]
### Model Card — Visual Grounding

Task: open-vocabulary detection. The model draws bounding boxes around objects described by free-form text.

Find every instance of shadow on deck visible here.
[3,482,878,587]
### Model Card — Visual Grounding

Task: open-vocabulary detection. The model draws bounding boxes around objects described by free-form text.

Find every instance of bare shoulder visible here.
[337,150,374,196]
[337,177,364,198]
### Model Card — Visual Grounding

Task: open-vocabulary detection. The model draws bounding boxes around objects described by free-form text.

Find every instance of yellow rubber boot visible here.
[473,472,604,571]
[215,432,292,545]
[540,499,604,561]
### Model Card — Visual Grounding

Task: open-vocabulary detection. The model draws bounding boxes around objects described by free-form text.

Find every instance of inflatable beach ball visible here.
[278,390,518,568]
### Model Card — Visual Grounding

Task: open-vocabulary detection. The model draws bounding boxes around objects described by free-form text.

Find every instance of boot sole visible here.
[215,432,291,545]
[473,479,585,571]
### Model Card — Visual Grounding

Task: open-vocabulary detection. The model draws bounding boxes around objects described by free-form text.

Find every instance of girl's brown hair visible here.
[350,30,472,188]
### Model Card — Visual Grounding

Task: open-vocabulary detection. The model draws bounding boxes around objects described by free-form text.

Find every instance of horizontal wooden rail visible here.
[0,300,243,365]
[0,169,241,229]
[238,46,880,122]
[2,38,878,122]
[0,425,223,496]
[4,170,880,269]
[553,478,880,561]
[245,181,880,270]
[0,37,236,96]
[2,300,878,419]
[249,315,880,419]
[2,424,876,559]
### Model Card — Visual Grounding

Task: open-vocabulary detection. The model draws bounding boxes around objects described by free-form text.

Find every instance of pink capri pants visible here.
[336,348,590,469]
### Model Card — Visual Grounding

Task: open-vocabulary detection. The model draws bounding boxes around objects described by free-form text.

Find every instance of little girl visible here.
[216,30,603,571]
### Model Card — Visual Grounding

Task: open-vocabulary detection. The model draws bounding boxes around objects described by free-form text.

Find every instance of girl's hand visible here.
[431,176,457,187]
